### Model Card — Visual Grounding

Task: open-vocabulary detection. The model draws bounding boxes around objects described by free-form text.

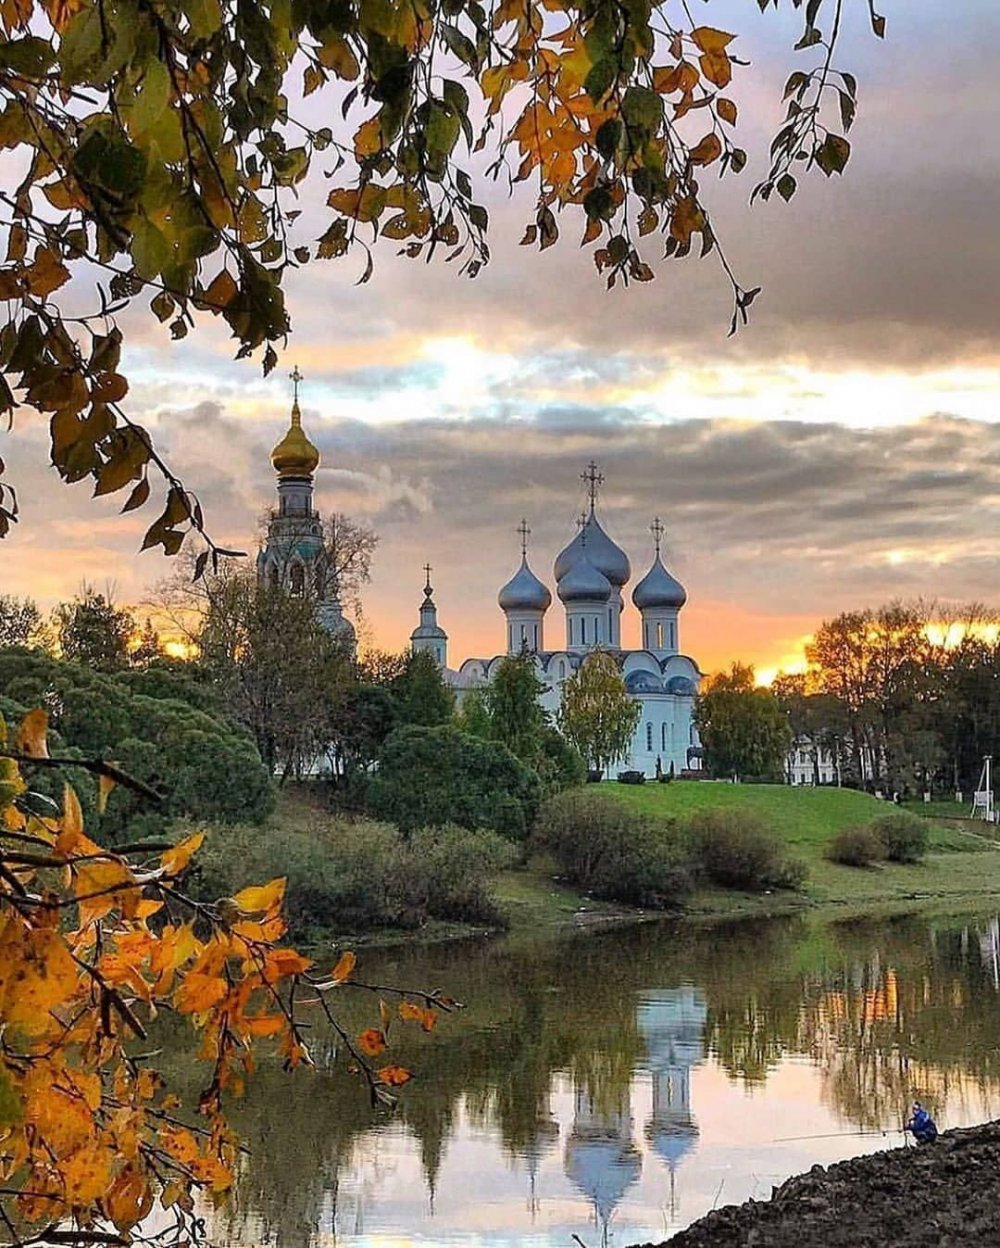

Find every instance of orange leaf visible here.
[717,97,737,125]
[358,1028,386,1057]
[689,133,722,166]
[377,1065,413,1087]
[162,830,205,876]
[97,771,116,814]
[331,950,356,983]
[263,948,313,980]
[15,708,49,758]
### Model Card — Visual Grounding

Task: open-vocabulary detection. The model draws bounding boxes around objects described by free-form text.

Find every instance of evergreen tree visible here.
[53,586,135,671]
[392,650,455,727]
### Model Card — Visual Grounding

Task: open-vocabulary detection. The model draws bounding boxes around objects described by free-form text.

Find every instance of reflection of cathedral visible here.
[435,463,704,776]
[564,1082,642,1242]
[637,987,708,1175]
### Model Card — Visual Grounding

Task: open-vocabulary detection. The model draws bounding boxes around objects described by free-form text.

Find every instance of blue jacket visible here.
[908,1108,937,1141]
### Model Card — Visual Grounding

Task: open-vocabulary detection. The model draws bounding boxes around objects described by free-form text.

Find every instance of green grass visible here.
[602,781,1000,915]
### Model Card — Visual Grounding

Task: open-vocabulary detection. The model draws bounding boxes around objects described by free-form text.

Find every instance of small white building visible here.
[427,465,703,778]
[787,737,839,786]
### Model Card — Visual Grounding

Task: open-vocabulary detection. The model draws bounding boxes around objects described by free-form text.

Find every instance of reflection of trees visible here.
[181,910,1000,1245]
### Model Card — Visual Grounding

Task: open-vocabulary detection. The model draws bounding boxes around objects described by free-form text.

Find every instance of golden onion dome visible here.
[270,400,320,477]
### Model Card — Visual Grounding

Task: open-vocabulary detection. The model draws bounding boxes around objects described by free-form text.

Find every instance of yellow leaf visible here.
[262,948,312,979]
[63,782,83,840]
[0,922,79,1035]
[331,950,356,983]
[97,771,116,814]
[162,830,205,876]
[233,877,286,915]
[699,48,732,89]
[690,26,735,53]
[15,708,49,758]
[105,1166,154,1231]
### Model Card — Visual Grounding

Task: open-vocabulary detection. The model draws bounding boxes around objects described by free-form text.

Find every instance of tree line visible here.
[695,602,999,797]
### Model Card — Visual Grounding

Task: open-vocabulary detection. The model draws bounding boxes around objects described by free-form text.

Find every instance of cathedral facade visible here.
[448,464,703,778]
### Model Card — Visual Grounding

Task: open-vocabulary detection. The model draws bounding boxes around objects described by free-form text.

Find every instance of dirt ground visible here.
[632,1121,1000,1248]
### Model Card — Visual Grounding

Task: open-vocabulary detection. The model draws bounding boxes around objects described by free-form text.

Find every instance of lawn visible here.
[603,781,1000,914]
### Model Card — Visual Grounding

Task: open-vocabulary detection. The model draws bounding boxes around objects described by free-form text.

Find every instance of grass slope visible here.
[604,781,1000,914]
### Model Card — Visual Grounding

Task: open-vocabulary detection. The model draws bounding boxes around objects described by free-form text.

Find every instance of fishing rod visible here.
[773,1128,903,1143]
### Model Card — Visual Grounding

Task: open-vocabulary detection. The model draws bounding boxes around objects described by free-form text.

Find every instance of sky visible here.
[2,0,999,679]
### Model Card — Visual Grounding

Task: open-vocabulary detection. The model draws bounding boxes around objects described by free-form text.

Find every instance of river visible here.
[202,908,1000,1248]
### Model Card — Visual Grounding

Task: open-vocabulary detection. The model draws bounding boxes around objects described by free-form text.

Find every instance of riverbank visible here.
[193,783,1000,952]
[635,1119,1000,1247]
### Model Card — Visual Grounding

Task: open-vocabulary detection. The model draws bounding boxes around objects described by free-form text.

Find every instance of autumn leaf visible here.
[233,877,286,915]
[331,950,356,983]
[15,708,49,758]
[690,133,722,166]
[97,771,116,814]
[377,1065,413,1087]
[162,830,206,876]
[358,1028,387,1056]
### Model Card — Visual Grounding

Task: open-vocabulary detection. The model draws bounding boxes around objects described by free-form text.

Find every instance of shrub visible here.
[616,770,646,785]
[870,812,930,863]
[193,815,515,941]
[826,825,885,867]
[368,723,542,839]
[687,809,806,892]
[532,789,693,908]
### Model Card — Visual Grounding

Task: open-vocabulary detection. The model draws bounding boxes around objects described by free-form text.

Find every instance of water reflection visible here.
[203,910,1000,1247]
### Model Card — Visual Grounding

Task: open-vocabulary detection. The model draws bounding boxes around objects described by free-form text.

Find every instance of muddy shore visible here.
[633,1120,1000,1248]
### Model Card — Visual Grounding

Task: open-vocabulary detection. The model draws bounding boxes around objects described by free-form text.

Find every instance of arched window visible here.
[581,617,587,645]
[646,723,653,751]
[268,564,279,589]
[661,722,668,751]
[289,562,305,595]
[669,621,676,650]
[559,660,567,679]
[608,607,613,638]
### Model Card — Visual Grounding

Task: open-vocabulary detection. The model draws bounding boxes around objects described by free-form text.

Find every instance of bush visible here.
[532,789,693,908]
[193,815,515,942]
[826,824,885,867]
[616,770,646,785]
[368,723,542,839]
[687,809,806,892]
[870,812,930,863]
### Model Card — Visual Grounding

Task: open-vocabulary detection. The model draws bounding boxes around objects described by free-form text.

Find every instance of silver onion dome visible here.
[498,557,552,613]
[632,555,687,611]
[557,550,612,603]
[554,513,631,587]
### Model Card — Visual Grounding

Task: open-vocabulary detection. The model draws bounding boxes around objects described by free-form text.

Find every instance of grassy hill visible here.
[602,781,1000,914]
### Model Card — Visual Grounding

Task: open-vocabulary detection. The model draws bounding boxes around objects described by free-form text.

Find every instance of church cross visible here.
[423,563,433,594]
[289,365,303,404]
[581,460,604,511]
[517,519,531,557]
[651,516,665,557]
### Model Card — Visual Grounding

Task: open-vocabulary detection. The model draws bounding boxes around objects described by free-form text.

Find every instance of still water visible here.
[205,910,1000,1247]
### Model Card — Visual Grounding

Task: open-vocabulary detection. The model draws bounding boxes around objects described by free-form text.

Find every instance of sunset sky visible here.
[2,0,998,679]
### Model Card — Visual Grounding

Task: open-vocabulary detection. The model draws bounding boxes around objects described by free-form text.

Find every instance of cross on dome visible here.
[423,563,433,594]
[581,460,605,512]
[517,519,531,557]
[289,364,303,404]
[651,516,665,556]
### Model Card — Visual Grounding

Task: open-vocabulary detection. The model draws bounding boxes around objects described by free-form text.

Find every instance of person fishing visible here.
[905,1101,938,1145]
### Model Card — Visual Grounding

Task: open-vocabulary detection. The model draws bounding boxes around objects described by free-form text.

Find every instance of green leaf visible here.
[186,0,223,40]
[0,37,56,77]
[131,219,169,278]
[131,60,171,136]
[815,133,850,176]
[621,86,662,132]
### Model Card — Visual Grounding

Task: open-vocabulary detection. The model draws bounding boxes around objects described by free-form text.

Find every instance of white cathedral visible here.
[259,385,702,779]
[413,464,704,779]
